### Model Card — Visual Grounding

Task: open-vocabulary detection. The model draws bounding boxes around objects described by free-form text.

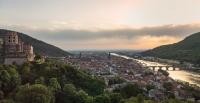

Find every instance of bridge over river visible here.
[145,65,179,71]
[140,62,200,71]
[111,53,200,87]
[139,61,180,71]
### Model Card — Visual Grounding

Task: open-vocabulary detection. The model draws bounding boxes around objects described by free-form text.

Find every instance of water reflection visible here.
[168,71,200,87]
[111,53,200,87]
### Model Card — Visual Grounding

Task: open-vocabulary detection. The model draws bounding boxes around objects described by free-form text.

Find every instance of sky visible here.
[0,0,200,50]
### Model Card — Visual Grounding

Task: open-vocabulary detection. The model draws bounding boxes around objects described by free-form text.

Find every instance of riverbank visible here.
[111,53,200,87]
[66,52,200,102]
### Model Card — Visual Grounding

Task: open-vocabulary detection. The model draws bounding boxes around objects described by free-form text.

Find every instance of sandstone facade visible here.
[0,31,35,65]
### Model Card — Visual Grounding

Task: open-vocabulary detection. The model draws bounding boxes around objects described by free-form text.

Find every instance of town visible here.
[0,32,199,102]
[65,52,200,102]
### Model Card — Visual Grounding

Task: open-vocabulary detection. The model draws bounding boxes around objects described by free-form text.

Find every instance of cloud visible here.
[1,23,200,50]
[20,23,200,41]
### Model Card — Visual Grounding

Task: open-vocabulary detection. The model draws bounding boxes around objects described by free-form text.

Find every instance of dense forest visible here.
[0,58,196,103]
[142,32,200,65]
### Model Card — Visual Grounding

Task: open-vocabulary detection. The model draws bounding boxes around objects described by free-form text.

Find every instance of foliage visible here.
[48,78,61,93]
[114,83,143,98]
[108,77,125,85]
[0,60,197,103]
[0,59,107,103]
[136,94,144,103]
[158,69,169,76]
[109,93,123,103]
[146,84,155,91]
[142,32,200,64]
[15,84,53,103]
[94,94,111,103]
[163,82,173,91]
[124,96,154,103]
[34,54,42,61]
[162,98,193,103]
[0,66,20,95]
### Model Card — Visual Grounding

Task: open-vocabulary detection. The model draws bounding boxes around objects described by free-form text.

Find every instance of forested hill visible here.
[0,29,70,57]
[142,32,200,63]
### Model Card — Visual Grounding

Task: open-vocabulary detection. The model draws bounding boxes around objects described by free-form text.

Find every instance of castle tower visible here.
[0,38,4,57]
[23,44,34,55]
[23,44,34,61]
[4,32,23,53]
[0,38,3,49]
[2,31,35,65]
[5,32,19,45]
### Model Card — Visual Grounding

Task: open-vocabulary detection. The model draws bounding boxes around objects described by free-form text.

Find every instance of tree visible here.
[0,99,15,103]
[158,69,169,77]
[163,82,173,91]
[163,99,188,103]
[20,65,32,84]
[0,70,11,93]
[0,90,4,100]
[77,90,93,103]
[109,93,122,103]
[48,78,61,93]
[15,84,53,103]
[6,67,21,90]
[108,77,124,85]
[34,54,43,63]
[35,77,45,85]
[116,83,143,98]
[94,94,111,103]
[56,84,78,103]
[125,97,137,103]
[63,65,105,96]
[137,94,144,103]
[0,70,11,83]
[63,84,76,95]
[0,66,21,96]
[34,54,42,61]
[146,84,155,91]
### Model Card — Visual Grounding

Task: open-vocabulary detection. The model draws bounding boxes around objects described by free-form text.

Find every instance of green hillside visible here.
[0,29,70,57]
[142,32,200,63]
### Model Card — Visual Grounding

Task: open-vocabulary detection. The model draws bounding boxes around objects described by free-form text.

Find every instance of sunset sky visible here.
[0,0,200,50]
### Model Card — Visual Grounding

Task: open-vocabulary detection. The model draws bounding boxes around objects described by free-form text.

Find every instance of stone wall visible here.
[0,58,3,64]
[4,58,28,65]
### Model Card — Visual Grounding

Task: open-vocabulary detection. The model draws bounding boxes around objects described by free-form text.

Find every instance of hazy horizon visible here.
[0,0,200,50]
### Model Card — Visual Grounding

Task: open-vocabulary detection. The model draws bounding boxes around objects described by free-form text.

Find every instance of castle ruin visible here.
[0,32,35,65]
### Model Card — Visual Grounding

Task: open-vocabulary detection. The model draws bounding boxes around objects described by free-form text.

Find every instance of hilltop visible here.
[142,32,200,64]
[0,29,70,57]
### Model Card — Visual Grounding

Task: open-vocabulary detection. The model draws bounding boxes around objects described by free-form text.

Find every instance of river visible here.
[111,53,200,87]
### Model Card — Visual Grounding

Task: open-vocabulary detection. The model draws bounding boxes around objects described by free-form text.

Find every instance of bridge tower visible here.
[166,66,169,71]
[152,66,156,71]
[108,52,111,59]
[79,52,82,59]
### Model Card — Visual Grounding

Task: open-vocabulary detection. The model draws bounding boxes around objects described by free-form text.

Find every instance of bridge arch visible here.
[146,65,179,71]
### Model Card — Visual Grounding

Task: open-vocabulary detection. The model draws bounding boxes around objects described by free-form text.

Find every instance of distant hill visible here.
[0,29,71,57]
[142,32,200,63]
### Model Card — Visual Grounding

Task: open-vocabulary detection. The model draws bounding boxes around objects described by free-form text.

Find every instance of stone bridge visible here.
[146,65,179,71]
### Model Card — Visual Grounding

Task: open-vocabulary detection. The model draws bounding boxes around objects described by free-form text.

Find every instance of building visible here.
[0,38,3,52]
[23,44,34,61]
[0,38,4,63]
[0,32,35,65]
